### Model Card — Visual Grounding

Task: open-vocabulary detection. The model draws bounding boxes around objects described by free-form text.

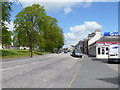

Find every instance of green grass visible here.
[0,49,51,59]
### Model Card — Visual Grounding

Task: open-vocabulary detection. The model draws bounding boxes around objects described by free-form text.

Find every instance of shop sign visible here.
[96,42,118,46]
[104,32,120,36]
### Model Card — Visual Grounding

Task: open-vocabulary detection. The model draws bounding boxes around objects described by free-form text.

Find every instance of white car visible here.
[108,44,120,62]
[71,49,82,58]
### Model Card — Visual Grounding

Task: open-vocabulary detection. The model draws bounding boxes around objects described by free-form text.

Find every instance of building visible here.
[68,45,75,52]
[83,30,96,55]
[88,30,101,46]
[75,40,84,53]
[89,32,120,59]
[87,32,95,40]
[75,30,96,54]
[96,33,120,59]
[88,30,102,56]
[83,38,89,54]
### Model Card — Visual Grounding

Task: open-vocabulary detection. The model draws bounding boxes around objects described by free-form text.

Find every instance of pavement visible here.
[70,56,118,88]
[1,53,119,88]
[106,63,118,72]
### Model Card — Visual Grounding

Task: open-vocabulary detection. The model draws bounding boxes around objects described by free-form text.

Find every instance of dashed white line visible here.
[66,56,85,88]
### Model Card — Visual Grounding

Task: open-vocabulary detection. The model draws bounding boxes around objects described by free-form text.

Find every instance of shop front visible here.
[96,32,119,59]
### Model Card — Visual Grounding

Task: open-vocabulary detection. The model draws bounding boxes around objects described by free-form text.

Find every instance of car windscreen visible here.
[109,45,118,53]
[75,49,81,53]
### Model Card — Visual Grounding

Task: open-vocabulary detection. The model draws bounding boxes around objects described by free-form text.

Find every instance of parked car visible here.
[71,49,82,58]
[108,44,120,63]
[64,50,68,53]
[56,50,61,54]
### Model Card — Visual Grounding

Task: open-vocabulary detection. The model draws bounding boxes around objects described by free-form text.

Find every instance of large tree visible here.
[14,4,46,57]
[1,1,12,48]
[38,15,64,51]
[14,4,64,57]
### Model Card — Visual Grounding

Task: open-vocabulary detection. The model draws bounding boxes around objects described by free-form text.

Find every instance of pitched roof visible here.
[97,36,120,42]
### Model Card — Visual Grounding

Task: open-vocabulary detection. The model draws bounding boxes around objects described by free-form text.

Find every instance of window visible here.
[102,48,105,54]
[106,47,109,55]
[106,47,109,51]
[98,47,100,54]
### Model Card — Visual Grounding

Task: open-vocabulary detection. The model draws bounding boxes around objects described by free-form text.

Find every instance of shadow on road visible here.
[97,76,119,85]
[101,60,120,64]
[91,58,120,64]
[108,62,120,64]
[71,56,82,59]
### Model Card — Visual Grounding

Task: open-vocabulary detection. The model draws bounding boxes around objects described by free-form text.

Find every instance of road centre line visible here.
[66,55,85,88]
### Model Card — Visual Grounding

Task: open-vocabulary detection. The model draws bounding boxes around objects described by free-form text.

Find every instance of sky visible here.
[7,0,118,47]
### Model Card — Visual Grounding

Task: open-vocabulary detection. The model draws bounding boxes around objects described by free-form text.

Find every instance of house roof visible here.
[96,36,120,43]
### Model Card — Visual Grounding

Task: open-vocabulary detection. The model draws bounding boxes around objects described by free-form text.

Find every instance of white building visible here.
[19,46,29,50]
[88,32,120,59]
[88,30,102,56]
[88,30,102,46]
[96,35,119,59]
[0,44,2,49]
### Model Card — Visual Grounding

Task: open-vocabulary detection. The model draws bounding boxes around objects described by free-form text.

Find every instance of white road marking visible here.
[66,56,85,88]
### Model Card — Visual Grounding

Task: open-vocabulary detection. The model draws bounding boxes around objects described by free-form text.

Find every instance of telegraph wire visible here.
[15,0,24,9]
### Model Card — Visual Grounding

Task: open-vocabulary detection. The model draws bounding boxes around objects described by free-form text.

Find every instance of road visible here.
[2,53,119,88]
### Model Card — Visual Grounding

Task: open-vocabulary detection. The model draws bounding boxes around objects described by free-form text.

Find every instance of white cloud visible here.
[11,0,119,15]
[12,1,92,15]
[64,21,102,47]
[12,0,119,15]
[40,2,79,14]
[64,7,72,15]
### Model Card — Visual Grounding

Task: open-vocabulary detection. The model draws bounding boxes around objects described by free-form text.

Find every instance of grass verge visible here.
[0,49,51,59]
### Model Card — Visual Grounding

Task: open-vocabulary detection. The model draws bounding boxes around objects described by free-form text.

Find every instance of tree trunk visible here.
[27,31,33,58]
[29,43,32,57]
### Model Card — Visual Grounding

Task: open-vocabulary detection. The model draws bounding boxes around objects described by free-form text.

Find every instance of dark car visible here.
[64,50,68,53]
[56,50,61,54]
[71,49,82,58]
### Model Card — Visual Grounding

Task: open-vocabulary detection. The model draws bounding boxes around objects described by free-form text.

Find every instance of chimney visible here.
[95,30,101,34]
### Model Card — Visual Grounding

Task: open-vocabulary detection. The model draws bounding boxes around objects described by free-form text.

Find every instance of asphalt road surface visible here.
[2,53,119,88]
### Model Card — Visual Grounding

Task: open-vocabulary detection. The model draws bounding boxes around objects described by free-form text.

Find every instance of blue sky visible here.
[9,2,118,46]
[47,2,118,33]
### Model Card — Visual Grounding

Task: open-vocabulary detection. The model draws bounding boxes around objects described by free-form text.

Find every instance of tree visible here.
[2,29,12,48]
[1,2,12,22]
[40,16,64,51]
[1,1,12,48]
[14,4,46,57]
[14,4,64,56]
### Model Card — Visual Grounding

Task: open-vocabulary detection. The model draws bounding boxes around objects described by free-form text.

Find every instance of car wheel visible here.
[79,56,82,58]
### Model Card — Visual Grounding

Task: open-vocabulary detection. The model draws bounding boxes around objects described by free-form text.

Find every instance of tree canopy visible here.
[1,1,12,47]
[13,4,64,57]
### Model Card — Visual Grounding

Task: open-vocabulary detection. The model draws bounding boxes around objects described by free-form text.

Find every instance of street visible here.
[2,53,119,88]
